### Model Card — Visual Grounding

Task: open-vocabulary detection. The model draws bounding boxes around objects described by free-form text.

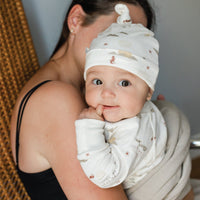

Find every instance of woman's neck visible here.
[50,53,84,92]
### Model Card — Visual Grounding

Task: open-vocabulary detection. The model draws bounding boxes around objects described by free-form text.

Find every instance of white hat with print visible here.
[84,4,159,91]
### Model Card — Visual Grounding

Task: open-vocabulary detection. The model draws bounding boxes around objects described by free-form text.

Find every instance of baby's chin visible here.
[103,110,136,123]
[103,115,126,123]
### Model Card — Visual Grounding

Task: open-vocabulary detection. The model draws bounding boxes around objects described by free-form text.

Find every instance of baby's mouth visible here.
[103,105,119,110]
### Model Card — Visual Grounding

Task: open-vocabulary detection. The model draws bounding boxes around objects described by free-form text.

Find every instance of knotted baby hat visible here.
[84,4,159,91]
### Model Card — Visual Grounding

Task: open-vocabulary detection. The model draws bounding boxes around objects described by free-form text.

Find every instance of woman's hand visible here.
[78,105,104,121]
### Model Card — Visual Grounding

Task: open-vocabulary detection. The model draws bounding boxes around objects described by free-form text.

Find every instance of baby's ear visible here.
[67,4,86,33]
[146,89,153,101]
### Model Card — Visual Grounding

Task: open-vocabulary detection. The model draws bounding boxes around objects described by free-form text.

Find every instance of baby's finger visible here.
[78,108,90,119]
[96,105,103,116]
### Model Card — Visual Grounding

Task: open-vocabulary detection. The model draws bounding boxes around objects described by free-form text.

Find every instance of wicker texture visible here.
[0,0,39,199]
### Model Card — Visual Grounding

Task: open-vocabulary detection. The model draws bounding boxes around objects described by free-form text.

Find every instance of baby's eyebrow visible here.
[119,71,136,78]
[86,70,102,77]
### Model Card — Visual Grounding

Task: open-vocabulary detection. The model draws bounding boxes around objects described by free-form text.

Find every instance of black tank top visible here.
[16,80,68,200]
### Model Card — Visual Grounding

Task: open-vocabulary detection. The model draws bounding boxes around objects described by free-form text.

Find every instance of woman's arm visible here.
[33,82,128,199]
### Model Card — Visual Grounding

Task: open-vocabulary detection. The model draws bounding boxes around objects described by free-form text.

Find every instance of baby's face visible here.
[85,66,152,122]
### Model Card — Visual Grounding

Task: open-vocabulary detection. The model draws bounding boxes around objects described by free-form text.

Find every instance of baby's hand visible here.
[78,105,104,121]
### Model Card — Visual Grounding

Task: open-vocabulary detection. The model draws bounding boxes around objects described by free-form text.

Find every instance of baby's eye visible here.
[93,79,103,85]
[119,80,131,87]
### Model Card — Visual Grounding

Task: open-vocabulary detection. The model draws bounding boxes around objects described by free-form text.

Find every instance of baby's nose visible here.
[101,87,116,98]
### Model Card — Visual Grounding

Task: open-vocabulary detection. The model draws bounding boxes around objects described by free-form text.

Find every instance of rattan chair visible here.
[0,0,200,199]
[0,0,39,199]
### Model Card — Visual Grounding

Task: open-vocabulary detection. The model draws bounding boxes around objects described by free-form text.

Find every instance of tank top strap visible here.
[16,80,52,165]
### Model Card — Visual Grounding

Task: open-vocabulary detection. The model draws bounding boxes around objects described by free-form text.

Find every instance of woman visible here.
[10,0,193,199]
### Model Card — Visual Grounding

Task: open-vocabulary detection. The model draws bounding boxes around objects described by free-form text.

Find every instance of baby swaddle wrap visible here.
[76,101,167,189]
[76,101,191,199]
[126,100,191,200]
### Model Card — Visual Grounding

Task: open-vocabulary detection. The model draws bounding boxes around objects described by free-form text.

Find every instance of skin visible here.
[80,66,152,122]
[9,2,193,200]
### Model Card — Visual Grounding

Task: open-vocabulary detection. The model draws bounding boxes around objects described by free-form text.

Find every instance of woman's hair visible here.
[52,0,155,56]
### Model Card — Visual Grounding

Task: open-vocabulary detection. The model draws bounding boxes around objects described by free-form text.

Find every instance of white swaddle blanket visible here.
[126,100,192,200]
[76,100,192,200]
[76,101,167,189]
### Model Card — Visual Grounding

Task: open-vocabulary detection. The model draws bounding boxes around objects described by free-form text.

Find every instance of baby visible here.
[75,3,167,193]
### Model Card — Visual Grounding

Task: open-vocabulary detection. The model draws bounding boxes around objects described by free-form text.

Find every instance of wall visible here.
[22,0,200,135]
[150,0,200,135]
[22,0,71,65]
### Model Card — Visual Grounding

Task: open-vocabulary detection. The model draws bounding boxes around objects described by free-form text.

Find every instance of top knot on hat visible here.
[84,4,159,91]
[115,4,132,24]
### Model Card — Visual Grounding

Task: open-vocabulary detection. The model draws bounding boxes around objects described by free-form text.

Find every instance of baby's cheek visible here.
[85,92,98,108]
[125,102,141,117]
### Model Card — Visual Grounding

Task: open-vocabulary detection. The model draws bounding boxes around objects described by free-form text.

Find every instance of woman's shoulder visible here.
[11,80,85,144]
[10,80,85,171]
[27,80,85,112]
[37,80,82,98]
